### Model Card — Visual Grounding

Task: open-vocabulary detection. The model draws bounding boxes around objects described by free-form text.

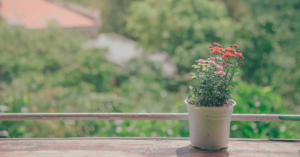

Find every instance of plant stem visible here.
[225,58,240,90]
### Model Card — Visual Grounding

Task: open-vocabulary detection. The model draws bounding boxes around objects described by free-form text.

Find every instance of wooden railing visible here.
[0,113,299,122]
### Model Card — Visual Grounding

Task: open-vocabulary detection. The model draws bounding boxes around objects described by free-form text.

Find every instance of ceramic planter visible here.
[185,99,236,150]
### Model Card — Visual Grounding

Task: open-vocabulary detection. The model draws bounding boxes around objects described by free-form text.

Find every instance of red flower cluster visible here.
[235,52,244,59]
[213,47,221,53]
[210,43,244,60]
[213,42,223,47]
[227,47,236,52]
[210,44,225,54]
[222,52,235,59]
[213,42,219,46]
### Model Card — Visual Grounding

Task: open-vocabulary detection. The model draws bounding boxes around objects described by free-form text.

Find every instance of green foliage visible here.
[230,81,300,139]
[126,0,300,111]
[235,0,300,110]
[0,26,187,138]
[126,0,235,72]
[63,0,138,38]
[0,25,299,139]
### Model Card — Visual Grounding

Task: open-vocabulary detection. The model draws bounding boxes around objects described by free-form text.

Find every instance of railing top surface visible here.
[0,137,299,157]
[0,113,299,122]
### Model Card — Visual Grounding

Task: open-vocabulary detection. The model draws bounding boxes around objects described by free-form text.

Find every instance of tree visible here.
[126,0,235,72]
[126,0,300,111]
[63,0,138,38]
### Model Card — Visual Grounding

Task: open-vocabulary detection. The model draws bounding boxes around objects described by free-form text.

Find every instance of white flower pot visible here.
[185,99,236,150]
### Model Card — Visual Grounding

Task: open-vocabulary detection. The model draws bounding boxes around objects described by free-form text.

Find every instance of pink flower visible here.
[197,59,206,64]
[207,57,215,61]
[216,66,223,71]
[214,71,219,74]
[219,71,225,76]
[214,63,218,66]
[216,56,222,61]
[220,62,227,67]
[208,60,215,65]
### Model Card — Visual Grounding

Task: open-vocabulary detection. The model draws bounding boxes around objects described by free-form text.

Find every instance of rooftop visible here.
[0,0,101,29]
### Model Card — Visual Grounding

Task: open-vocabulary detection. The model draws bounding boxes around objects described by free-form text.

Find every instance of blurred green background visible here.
[0,0,299,139]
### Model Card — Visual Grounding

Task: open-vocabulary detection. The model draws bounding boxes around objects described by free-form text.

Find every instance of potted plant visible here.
[185,42,244,150]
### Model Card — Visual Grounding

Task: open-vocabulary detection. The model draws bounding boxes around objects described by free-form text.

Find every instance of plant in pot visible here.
[185,42,244,150]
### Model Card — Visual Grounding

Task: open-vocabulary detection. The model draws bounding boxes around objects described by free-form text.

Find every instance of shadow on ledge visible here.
[176,145,229,157]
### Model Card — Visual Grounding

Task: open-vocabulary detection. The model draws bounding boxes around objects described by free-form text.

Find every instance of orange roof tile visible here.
[0,0,100,29]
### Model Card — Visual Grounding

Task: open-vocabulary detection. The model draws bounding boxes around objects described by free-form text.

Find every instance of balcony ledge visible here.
[0,137,299,157]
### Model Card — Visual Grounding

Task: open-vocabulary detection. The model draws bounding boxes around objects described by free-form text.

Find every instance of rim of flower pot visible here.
[184,99,236,109]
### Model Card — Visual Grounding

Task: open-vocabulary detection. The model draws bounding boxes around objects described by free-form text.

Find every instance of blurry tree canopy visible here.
[126,0,300,111]
[63,0,138,38]
[234,0,300,111]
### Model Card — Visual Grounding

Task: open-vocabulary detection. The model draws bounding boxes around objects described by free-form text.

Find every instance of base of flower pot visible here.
[191,144,228,151]
[185,99,236,151]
